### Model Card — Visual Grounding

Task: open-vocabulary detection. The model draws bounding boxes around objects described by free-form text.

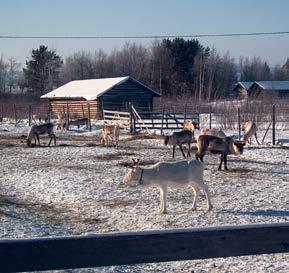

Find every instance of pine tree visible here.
[23,45,63,94]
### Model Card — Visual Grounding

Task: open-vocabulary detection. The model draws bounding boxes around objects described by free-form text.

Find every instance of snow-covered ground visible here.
[0,119,289,272]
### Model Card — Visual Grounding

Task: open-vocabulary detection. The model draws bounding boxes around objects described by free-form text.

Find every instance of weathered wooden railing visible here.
[1,222,289,272]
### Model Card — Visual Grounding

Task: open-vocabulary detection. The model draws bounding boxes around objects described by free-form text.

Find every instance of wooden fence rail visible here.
[1,222,289,272]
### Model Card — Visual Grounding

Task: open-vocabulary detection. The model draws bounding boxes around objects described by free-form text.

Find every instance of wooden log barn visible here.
[41,76,161,120]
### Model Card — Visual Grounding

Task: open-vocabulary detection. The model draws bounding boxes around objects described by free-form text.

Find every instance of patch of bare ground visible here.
[125,133,164,141]
[227,167,252,174]
[87,152,137,161]
[0,195,100,225]
[0,141,16,149]
[97,197,151,208]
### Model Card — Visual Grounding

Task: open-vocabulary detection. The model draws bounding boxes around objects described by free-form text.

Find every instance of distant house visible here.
[41,76,161,119]
[248,81,289,98]
[233,81,289,99]
[232,81,253,98]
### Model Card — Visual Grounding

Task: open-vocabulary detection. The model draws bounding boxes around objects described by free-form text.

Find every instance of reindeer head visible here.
[233,140,246,155]
[123,159,141,186]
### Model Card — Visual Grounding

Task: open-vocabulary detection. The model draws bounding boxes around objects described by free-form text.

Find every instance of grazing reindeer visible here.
[195,135,245,170]
[100,124,120,148]
[243,121,260,145]
[68,118,89,129]
[27,123,56,147]
[164,130,193,158]
[123,159,212,214]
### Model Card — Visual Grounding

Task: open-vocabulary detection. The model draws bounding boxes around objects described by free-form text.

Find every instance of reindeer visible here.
[26,123,56,147]
[68,118,89,129]
[123,159,212,214]
[183,119,197,131]
[164,130,193,159]
[195,135,245,170]
[242,121,260,145]
[100,123,120,148]
[56,113,66,131]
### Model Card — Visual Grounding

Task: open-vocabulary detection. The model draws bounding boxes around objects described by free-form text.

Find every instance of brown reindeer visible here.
[195,135,245,170]
[183,119,197,131]
[164,130,193,159]
[100,124,120,148]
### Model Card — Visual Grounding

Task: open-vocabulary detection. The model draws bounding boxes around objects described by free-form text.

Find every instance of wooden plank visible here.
[1,222,289,272]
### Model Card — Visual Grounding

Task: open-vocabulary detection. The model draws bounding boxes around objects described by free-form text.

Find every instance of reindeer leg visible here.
[47,137,52,146]
[172,145,176,158]
[179,145,186,158]
[202,184,213,211]
[187,142,191,157]
[218,154,224,170]
[191,187,199,211]
[158,186,167,214]
[224,154,228,171]
[200,153,204,163]
[36,134,41,146]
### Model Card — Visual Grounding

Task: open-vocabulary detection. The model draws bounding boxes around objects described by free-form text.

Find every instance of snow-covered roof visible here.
[41,76,160,100]
[234,81,253,90]
[254,81,289,91]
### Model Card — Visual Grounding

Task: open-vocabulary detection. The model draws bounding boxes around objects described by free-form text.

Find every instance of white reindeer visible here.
[123,159,212,214]
[243,121,260,145]
[27,123,56,147]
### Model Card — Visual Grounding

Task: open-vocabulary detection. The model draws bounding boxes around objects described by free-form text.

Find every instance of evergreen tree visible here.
[23,45,63,94]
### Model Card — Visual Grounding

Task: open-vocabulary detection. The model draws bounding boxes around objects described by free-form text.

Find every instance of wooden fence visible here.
[132,110,200,134]
[103,109,131,130]
[1,222,289,272]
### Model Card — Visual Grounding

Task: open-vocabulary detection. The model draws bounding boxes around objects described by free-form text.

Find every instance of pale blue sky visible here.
[1,0,289,66]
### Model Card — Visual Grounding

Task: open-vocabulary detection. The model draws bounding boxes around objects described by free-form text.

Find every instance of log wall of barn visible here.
[49,99,100,119]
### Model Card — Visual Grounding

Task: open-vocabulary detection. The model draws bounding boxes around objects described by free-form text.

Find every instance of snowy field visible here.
[0,119,289,272]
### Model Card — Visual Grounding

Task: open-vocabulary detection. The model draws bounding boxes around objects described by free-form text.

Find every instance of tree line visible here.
[0,39,289,100]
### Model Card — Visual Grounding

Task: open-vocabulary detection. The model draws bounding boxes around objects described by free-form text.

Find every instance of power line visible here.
[0,31,289,39]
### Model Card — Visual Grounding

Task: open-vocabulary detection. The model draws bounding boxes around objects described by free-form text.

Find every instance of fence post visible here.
[238,108,241,140]
[184,103,187,121]
[28,105,32,126]
[160,106,165,135]
[87,103,91,131]
[209,106,212,129]
[13,104,17,126]
[1,104,3,122]
[129,102,134,134]
[272,104,276,145]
